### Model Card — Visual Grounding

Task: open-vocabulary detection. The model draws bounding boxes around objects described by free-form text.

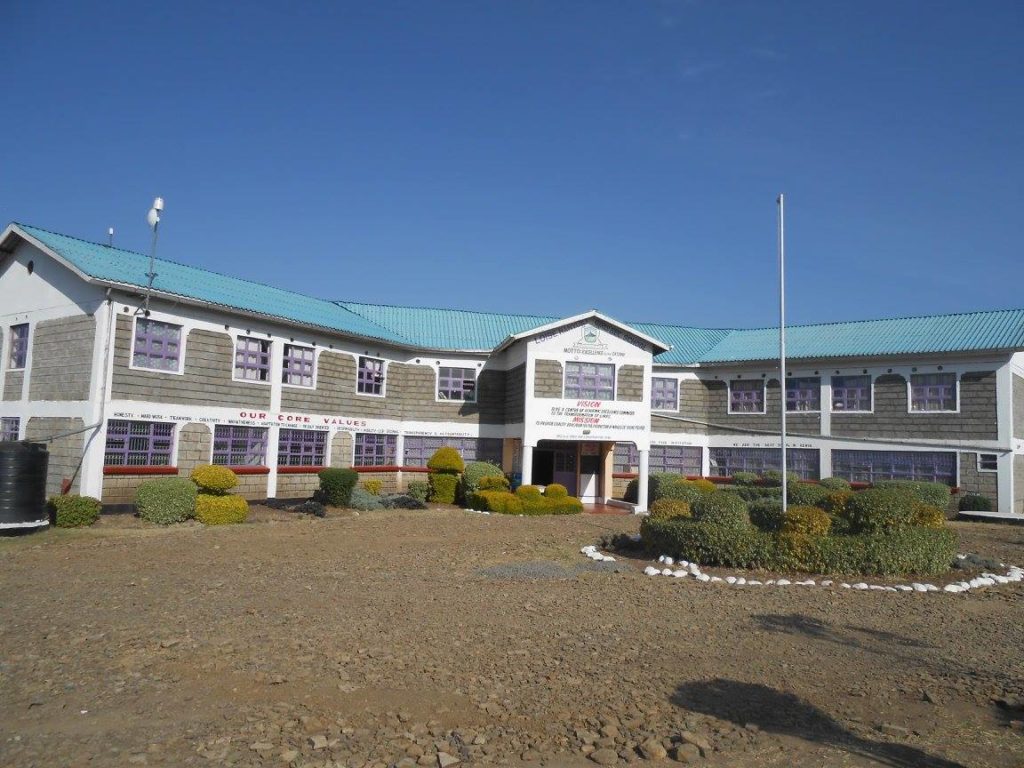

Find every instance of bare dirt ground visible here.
[1,509,1021,768]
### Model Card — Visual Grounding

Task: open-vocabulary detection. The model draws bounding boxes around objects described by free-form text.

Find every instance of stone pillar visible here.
[521,444,533,487]
[637,449,650,513]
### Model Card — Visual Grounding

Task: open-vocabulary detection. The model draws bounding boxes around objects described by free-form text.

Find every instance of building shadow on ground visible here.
[752,613,934,653]
[671,679,966,768]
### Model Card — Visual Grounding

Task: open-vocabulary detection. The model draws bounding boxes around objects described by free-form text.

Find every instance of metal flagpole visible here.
[778,194,787,513]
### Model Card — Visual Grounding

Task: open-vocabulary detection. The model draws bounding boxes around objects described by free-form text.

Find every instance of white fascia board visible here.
[493,309,671,354]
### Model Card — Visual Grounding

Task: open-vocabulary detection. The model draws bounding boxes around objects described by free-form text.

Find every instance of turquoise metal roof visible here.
[10,223,1024,363]
[337,301,558,350]
[696,309,1024,363]
[15,224,408,346]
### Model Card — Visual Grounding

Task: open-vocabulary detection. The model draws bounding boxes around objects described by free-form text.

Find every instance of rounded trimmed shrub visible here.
[471,490,525,515]
[427,446,465,473]
[649,498,691,521]
[818,477,852,491]
[692,492,750,528]
[872,480,951,509]
[350,486,383,511]
[822,491,854,516]
[190,464,238,494]
[478,475,510,492]
[49,495,101,528]
[460,461,505,499]
[845,487,918,533]
[731,471,759,486]
[912,503,946,529]
[428,472,459,504]
[195,494,248,525]
[660,478,713,505]
[406,480,430,502]
[544,483,568,499]
[362,479,383,496]
[136,477,198,525]
[317,468,358,507]
[787,482,831,508]
[760,470,801,487]
[379,494,428,510]
[515,485,544,500]
[748,497,785,532]
[781,505,832,537]
[958,493,993,512]
[689,479,718,494]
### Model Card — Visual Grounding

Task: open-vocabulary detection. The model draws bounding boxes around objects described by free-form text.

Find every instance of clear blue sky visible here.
[3,1,1021,329]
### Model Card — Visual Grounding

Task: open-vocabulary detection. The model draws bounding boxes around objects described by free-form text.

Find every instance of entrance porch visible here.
[524,440,614,503]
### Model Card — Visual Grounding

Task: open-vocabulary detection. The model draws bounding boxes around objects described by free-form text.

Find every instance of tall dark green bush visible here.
[317,468,358,507]
[406,480,430,503]
[787,482,831,507]
[872,480,951,508]
[691,491,750,528]
[845,487,918,533]
[731,471,759,486]
[748,497,785,532]
[135,477,198,525]
[49,495,102,528]
[958,493,993,512]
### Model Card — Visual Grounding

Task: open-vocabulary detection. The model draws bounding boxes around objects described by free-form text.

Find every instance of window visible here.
[212,425,267,466]
[910,373,957,412]
[234,337,271,382]
[651,377,678,411]
[0,417,19,442]
[437,367,477,402]
[357,356,386,395]
[613,443,638,473]
[729,380,764,413]
[831,375,871,412]
[650,445,702,475]
[403,436,503,467]
[133,319,182,371]
[8,324,29,369]
[978,453,998,472]
[709,447,820,480]
[832,450,955,485]
[564,362,615,400]
[104,420,174,466]
[786,377,820,412]
[277,428,326,467]
[282,344,315,387]
[354,433,398,467]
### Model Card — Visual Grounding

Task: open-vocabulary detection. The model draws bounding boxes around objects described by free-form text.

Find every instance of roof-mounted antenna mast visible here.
[140,197,164,316]
[107,227,114,247]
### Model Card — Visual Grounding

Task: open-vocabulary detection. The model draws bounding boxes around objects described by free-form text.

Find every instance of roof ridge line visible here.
[726,306,1024,334]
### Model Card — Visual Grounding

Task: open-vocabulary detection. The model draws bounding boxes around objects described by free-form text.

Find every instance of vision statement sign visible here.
[533,399,647,443]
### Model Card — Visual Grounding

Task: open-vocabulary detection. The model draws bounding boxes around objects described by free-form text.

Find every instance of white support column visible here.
[265,425,280,498]
[637,448,650,513]
[521,444,533,487]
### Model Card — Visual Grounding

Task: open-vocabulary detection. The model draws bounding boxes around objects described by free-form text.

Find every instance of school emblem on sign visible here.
[577,324,606,348]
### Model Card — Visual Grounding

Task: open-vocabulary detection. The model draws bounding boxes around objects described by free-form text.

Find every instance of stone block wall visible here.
[534,359,563,398]
[25,417,85,496]
[616,365,644,402]
[29,315,95,401]
[958,452,998,510]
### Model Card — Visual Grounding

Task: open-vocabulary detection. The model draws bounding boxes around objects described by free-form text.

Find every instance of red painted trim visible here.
[104,466,179,476]
[277,466,324,474]
[612,472,637,479]
[353,465,430,473]
[228,466,271,475]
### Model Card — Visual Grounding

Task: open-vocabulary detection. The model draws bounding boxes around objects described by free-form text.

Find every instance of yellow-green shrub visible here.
[515,485,544,500]
[49,495,102,528]
[478,475,510,492]
[780,505,831,537]
[429,472,458,504]
[190,464,238,494]
[649,498,691,521]
[912,502,946,529]
[544,483,568,499]
[426,446,465,473]
[195,494,248,525]
[822,491,854,516]
[470,490,524,515]
[362,479,383,496]
[689,479,718,495]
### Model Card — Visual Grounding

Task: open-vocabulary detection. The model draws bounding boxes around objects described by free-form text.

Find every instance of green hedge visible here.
[317,468,358,507]
[787,482,831,507]
[819,477,852,491]
[845,487,918,533]
[624,474,716,504]
[692,492,750,528]
[349,487,384,510]
[49,494,101,528]
[406,480,431,503]
[760,470,801,487]
[648,498,691,521]
[872,480,951,508]
[429,473,459,504]
[544,483,569,499]
[748,497,785,531]
[470,490,523,514]
[459,461,505,501]
[641,516,957,576]
[136,477,198,525]
[195,494,248,525]
[472,489,582,515]
[958,493,992,512]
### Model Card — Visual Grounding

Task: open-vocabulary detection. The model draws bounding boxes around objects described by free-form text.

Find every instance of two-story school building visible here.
[2,221,1024,519]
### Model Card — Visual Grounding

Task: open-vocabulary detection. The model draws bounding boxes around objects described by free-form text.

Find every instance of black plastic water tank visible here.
[0,442,50,530]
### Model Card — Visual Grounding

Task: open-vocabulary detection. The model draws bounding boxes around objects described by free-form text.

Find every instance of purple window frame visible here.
[402,436,503,467]
[613,442,638,473]
[354,433,398,467]
[708,447,820,480]
[786,377,821,412]
[213,425,268,466]
[564,362,615,400]
[651,377,678,411]
[831,375,871,412]
[277,428,326,467]
[910,373,957,412]
[729,380,764,413]
[437,367,476,402]
[0,417,19,442]
[650,445,702,475]
[357,356,386,395]
[832,450,956,485]
[282,344,315,387]
[133,319,182,371]
[104,420,174,467]
[8,324,29,369]
[234,336,271,382]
